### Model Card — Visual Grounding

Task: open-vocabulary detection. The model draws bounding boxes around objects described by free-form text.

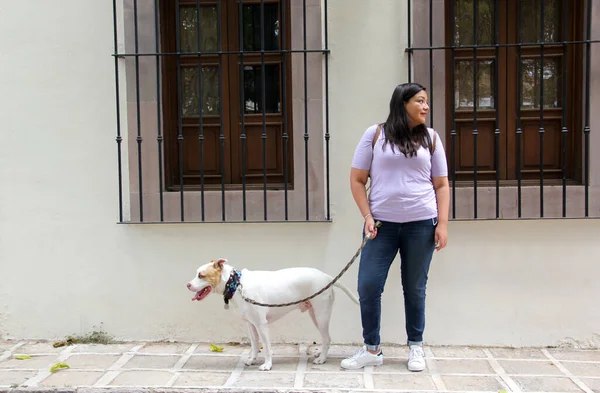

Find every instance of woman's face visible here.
[404,89,429,127]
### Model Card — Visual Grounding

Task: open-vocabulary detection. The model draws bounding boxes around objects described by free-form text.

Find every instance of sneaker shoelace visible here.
[409,346,424,360]
[348,347,368,361]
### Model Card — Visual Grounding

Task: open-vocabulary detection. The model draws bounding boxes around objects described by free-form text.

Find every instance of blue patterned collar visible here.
[223,269,242,307]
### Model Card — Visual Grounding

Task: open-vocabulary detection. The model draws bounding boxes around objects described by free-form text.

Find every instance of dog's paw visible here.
[244,357,256,366]
[312,356,327,365]
[258,362,272,371]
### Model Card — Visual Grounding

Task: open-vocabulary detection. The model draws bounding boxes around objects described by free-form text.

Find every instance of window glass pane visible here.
[243,4,280,51]
[180,6,218,52]
[520,0,561,43]
[244,64,281,114]
[454,60,495,110]
[453,0,494,46]
[181,67,220,116]
[521,58,562,109]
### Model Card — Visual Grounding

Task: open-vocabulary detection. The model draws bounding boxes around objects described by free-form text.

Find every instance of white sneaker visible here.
[340,346,383,370]
[407,345,426,372]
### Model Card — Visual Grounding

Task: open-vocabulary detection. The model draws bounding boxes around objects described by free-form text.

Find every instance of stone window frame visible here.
[116,0,327,223]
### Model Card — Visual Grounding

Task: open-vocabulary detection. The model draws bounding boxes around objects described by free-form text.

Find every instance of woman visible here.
[341,83,449,372]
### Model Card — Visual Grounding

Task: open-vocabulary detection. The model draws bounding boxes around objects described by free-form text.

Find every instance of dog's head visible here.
[186,258,227,301]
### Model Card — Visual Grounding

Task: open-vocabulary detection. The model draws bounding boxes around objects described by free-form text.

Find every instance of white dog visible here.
[186,258,359,371]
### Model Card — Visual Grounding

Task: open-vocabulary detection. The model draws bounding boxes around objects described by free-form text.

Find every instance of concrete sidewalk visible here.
[1,339,599,393]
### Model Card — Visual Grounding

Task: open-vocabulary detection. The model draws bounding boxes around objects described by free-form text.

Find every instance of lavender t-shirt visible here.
[351,124,448,223]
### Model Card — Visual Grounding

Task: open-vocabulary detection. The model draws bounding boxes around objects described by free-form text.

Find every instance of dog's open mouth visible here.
[192,286,211,301]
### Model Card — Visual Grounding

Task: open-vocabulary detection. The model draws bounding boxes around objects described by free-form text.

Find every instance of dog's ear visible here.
[213,258,227,269]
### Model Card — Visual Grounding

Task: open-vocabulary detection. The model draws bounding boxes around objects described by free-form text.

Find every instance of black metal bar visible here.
[303,0,309,220]
[175,0,184,221]
[155,0,164,222]
[324,0,330,221]
[401,39,600,51]
[134,0,144,222]
[428,0,433,128]
[494,128,500,217]
[122,220,340,225]
[539,0,545,218]
[261,0,268,221]
[516,0,523,218]
[281,0,289,220]
[472,0,478,219]
[112,0,123,223]
[217,0,226,221]
[561,0,568,218]
[407,0,412,82]
[122,216,598,225]
[451,133,456,219]
[112,40,600,57]
[197,0,205,222]
[113,48,331,57]
[239,0,247,221]
[585,0,592,217]
[450,0,456,219]
[494,0,499,219]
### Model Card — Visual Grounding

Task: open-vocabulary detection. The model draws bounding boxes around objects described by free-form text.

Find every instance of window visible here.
[159,0,293,190]
[410,0,596,219]
[113,0,329,223]
[446,0,584,184]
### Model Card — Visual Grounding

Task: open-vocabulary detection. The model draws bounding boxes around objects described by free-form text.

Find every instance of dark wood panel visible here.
[519,119,563,176]
[454,120,498,181]
[243,125,281,172]
[181,124,223,174]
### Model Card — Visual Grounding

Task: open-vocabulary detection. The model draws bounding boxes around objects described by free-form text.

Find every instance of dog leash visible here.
[238,220,382,308]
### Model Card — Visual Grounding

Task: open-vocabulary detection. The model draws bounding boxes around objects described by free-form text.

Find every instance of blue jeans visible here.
[357,218,437,351]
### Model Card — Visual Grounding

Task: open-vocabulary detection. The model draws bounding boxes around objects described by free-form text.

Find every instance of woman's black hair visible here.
[381,82,432,157]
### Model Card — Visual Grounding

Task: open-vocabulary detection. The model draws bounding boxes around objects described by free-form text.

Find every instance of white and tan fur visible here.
[186,258,359,371]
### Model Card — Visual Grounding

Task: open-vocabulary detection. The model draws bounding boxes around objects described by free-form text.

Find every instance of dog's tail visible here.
[333,282,360,305]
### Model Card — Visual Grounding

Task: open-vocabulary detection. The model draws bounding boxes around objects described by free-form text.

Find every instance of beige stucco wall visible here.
[1,0,599,348]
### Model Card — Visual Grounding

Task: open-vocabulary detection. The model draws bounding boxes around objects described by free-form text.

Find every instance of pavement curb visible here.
[0,389,328,393]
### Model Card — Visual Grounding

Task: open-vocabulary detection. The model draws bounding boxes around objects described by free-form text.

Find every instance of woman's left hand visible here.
[435,222,448,251]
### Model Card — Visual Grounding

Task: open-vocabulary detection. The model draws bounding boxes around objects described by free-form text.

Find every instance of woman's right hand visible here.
[364,215,378,239]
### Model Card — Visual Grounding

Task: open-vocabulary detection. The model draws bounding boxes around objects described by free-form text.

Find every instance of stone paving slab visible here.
[1,339,599,393]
